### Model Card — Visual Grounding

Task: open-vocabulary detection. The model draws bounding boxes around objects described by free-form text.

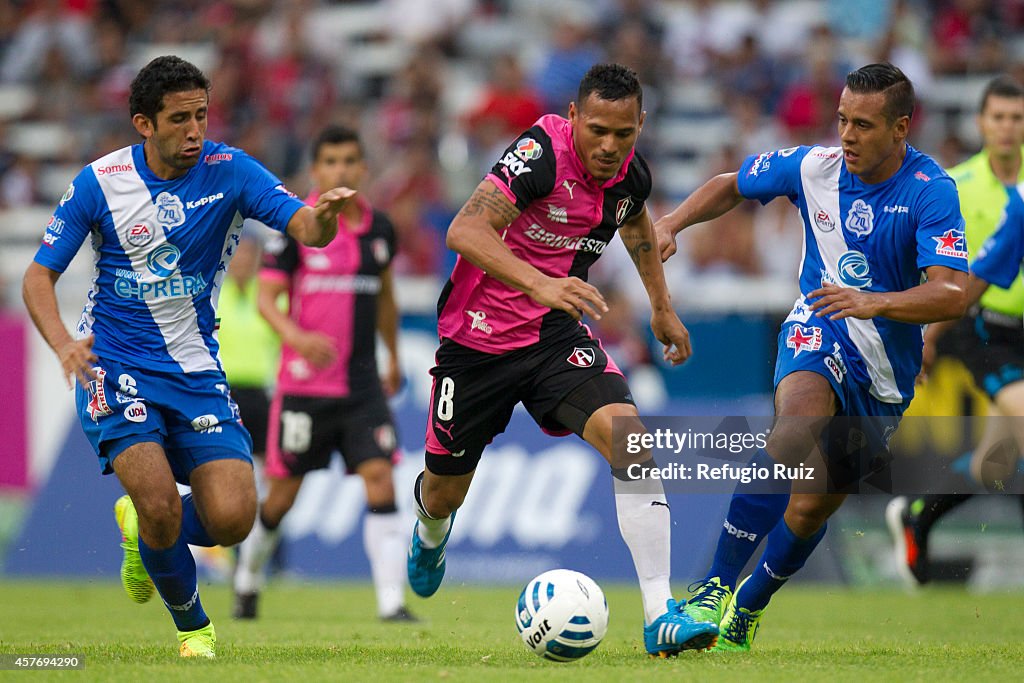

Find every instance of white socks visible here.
[234,515,280,595]
[413,472,451,549]
[614,476,673,625]
[364,510,407,617]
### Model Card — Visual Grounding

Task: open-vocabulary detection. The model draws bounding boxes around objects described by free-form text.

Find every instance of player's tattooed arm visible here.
[457,182,521,227]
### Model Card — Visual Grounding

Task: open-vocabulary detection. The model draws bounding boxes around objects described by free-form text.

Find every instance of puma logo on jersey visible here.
[562,180,576,199]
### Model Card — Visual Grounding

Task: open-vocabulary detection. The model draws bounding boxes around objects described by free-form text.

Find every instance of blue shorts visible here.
[75,357,253,485]
[774,317,909,490]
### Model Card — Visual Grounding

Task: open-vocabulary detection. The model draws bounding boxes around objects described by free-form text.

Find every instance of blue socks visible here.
[180,493,216,547]
[736,521,827,612]
[137,493,215,632]
[706,449,791,588]
[139,533,209,632]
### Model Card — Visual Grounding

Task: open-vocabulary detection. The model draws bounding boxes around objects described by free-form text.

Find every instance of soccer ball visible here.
[515,569,608,662]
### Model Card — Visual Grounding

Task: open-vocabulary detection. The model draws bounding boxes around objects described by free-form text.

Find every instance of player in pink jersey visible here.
[233,125,414,622]
[407,64,720,656]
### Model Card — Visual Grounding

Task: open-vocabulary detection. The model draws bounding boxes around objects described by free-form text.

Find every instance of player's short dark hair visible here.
[129,56,210,122]
[577,63,643,111]
[845,62,915,124]
[980,75,1024,113]
[311,124,363,161]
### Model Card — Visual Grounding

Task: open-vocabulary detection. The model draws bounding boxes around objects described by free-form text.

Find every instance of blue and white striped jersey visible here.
[34,140,306,373]
[737,144,969,404]
[972,183,1024,291]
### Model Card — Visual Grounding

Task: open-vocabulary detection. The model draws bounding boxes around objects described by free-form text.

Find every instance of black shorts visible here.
[231,386,270,455]
[266,390,398,478]
[424,327,633,476]
[938,310,1024,399]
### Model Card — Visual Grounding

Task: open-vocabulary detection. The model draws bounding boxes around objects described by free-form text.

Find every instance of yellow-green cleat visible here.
[682,576,732,626]
[114,495,154,604]
[178,622,216,658]
[713,577,764,652]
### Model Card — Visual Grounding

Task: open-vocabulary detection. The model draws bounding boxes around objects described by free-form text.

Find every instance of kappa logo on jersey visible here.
[748,151,773,176]
[546,204,568,224]
[186,192,224,210]
[615,196,635,225]
[126,222,154,247]
[786,325,822,357]
[845,199,874,236]
[465,310,493,334]
[567,347,595,368]
[154,192,186,228]
[837,250,872,288]
[813,209,835,232]
[59,182,74,206]
[514,137,543,162]
[85,367,113,421]
[933,229,968,259]
[123,402,148,423]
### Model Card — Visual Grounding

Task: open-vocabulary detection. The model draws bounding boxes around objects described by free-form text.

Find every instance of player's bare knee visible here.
[135,493,182,547]
[359,459,395,499]
[208,505,256,546]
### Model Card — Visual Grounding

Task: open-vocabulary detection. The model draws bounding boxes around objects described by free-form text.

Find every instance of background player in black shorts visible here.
[887,75,1024,586]
[233,125,413,621]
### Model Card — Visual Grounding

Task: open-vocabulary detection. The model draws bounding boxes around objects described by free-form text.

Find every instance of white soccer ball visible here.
[515,569,609,662]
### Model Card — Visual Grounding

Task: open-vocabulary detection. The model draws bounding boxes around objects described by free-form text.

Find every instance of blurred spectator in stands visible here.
[872,0,933,98]
[717,33,781,115]
[929,0,1006,75]
[254,4,337,177]
[599,0,664,46]
[383,0,474,56]
[662,0,753,79]
[464,53,544,164]
[532,6,604,114]
[775,38,845,145]
[607,18,670,114]
[1,0,97,83]
[206,52,257,143]
[372,139,448,276]
[376,47,445,153]
[682,144,760,277]
[937,130,970,169]
[0,154,39,208]
[729,95,786,158]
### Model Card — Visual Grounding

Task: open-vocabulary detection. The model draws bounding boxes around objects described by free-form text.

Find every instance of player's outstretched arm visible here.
[287,187,357,247]
[22,262,97,388]
[620,207,691,364]
[808,265,968,325]
[653,172,745,261]
[447,180,608,321]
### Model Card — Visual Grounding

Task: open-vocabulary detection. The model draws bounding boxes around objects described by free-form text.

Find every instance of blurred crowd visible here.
[3,0,1024,347]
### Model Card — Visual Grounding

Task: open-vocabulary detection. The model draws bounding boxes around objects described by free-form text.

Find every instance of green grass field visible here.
[1,580,1022,681]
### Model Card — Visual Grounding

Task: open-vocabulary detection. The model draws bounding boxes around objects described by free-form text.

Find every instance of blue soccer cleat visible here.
[407,512,455,598]
[644,598,719,657]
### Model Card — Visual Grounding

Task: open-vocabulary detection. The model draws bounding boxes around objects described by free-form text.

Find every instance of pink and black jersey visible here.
[261,194,396,397]
[437,114,651,353]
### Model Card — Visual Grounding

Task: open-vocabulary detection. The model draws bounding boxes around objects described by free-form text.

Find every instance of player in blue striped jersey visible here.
[655,63,968,650]
[22,56,354,658]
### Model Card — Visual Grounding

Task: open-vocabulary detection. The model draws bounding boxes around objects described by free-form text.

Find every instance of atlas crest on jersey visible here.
[567,347,596,368]
[155,192,185,229]
[615,196,634,225]
[786,325,822,357]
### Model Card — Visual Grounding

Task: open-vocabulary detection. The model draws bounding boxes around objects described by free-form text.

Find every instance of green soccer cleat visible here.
[714,577,764,652]
[114,494,154,604]
[682,576,732,626]
[178,621,216,658]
